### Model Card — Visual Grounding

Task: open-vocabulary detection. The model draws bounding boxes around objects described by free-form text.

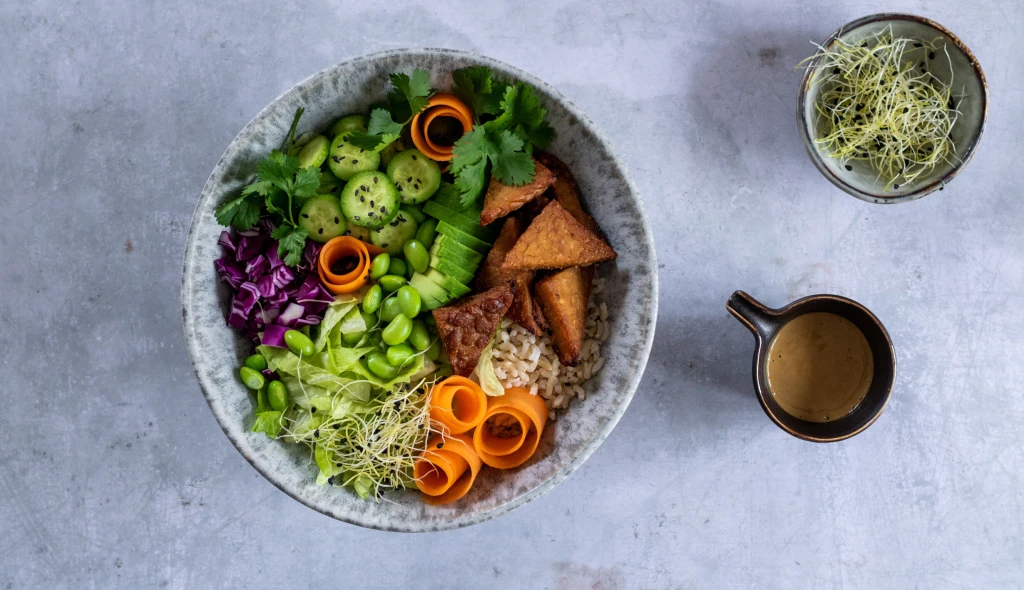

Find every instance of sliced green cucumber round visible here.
[318,169,344,196]
[379,138,406,168]
[339,170,400,229]
[329,135,381,181]
[386,149,441,204]
[369,209,419,255]
[299,195,347,243]
[329,114,367,138]
[344,224,371,242]
[297,135,329,169]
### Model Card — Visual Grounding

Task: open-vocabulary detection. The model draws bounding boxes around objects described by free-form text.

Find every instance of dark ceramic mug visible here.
[726,291,897,442]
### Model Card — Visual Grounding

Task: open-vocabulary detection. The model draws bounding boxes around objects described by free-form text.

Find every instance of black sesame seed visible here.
[360,148,364,153]
[327,476,334,485]
[335,462,342,467]
[406,176,412,182]
[311,406,317,413]
[928,51,935,60]
[352,159,359,164]
[332,156,341,163]
[382,243,388,248]
[397,185,403,191]
[362,185,369,192]
[360,195,365,202]
[373,177,378,184]
[893,183,900,189]
[914,42,923,48]
[418,424,424,429]
[370,200,375,207]
[380,206,386,213]
[903,107,909,113]
[354,216,360,220]
[845,164,853,171]
[334,217,340,224]
[437,443,444,449]
[313,429,320,437]
[318,228,323,235]
[302,213,309,218]
[333,424,340,429]
[411,154,417,160]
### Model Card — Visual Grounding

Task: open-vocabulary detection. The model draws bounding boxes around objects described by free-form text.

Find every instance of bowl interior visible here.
[800,14,987,203]
[181,49,657,531]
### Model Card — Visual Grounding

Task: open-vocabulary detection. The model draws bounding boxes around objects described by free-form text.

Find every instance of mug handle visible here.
[726,291,778,339]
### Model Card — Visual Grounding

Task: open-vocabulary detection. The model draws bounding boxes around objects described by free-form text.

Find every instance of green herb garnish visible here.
[347,69,432,152]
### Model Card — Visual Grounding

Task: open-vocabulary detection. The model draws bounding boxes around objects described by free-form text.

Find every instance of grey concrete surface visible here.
[1,0,1022,588]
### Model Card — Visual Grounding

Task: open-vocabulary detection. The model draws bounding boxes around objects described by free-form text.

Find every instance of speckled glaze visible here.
[798,13,987,204]
[181,49,658,532]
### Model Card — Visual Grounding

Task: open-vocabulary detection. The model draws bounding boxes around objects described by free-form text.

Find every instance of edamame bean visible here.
[370,253,391,280]
[267,380,289,411]
[244,354,268,372]
[388,258,408,278]
[386,343,415,367]
[397,285,421,318]
[365,350,399,379]
[415,219,438,249]
[409,320,431,351]
[362,285,383,314]
[360,310,378,330]
[403,239,429,274]
[378,274,407,292]
[256,386,269,410]
[284,329,315,357]
[382,314,413,346]
[239,366,265,390]
[426,339,442,361]
[402,205,427,224]
[379,297,402,323]
[342,330,364,346]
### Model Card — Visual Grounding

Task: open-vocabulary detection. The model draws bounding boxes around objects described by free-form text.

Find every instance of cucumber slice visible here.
[425,268,471,298]
[409,273,451,309]
[329,135,381,181]
[430,258,475,285]
[329,114,367,138]
[299,195,347,243]
[379,138,405,168]
[422,201,495,241]
[436,221,491,253]
[339,171,400,229]
[429,242,481,270]
[318,169,344,197]
[387,149,441,204]
[433,235,484,265]
[369,209,418,255]
[344,224,371,242]
[297,135,329,170]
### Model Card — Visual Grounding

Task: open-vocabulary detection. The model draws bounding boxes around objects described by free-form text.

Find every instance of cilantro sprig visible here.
[449,76,555,206]
[215,108,320,266]
[347,69,431,152]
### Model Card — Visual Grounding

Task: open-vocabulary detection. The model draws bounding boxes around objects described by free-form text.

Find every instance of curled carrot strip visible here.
[317,236,384,294]
[415,434,482,506]
[411,93,474,161]
[428,376,487,435]
[472,387,549,469]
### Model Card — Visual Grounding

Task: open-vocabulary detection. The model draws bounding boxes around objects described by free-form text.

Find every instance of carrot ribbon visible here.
[317,236,384,295]
[472,387,548,469]
[414,434,482,506]
[410,94,474,162]
[428,376,487,435]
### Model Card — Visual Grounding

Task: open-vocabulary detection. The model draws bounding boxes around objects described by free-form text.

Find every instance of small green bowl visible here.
[797,13,988,204]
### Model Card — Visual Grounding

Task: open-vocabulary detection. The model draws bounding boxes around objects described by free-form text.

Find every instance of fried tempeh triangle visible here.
[535,266,595,366]
[500,201,616,272]
[479,159,556,226]
[432,285,514,377]
[475,218,546,336]
[535,153,600,234]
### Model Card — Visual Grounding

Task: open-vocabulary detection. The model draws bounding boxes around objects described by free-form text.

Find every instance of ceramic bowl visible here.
[181,49,658,532]
[797,13,988,203]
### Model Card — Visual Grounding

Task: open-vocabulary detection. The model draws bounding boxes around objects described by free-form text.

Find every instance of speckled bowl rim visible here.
[796,13,988,204]
[181,48,658,531]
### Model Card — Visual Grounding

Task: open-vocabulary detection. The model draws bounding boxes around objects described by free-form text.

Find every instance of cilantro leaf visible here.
[452,66,505,120]
[347,108,405,151]
[272,225,308,266]
[488,83,555,149]
[215,193,262,230]
[256,150,297,187]
[292,166,322,200]
[450,127,494,206]
[490,130,534,185]
[390,69,431,116]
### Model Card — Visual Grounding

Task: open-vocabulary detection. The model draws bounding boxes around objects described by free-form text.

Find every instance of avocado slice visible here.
[434,236,485,265]
[410,273,450,309]
[423,201,495,242]
[436,221,491,253]
[425,268,472,298]
[430,258,476,285]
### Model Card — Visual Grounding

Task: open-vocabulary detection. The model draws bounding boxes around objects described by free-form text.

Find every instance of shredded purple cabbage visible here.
[217,225,330,342]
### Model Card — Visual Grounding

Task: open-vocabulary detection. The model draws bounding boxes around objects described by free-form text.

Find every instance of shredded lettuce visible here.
[259,344,370,396]
[313,295,361,351]
[473,333,504,396]
[252,411,283,437]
